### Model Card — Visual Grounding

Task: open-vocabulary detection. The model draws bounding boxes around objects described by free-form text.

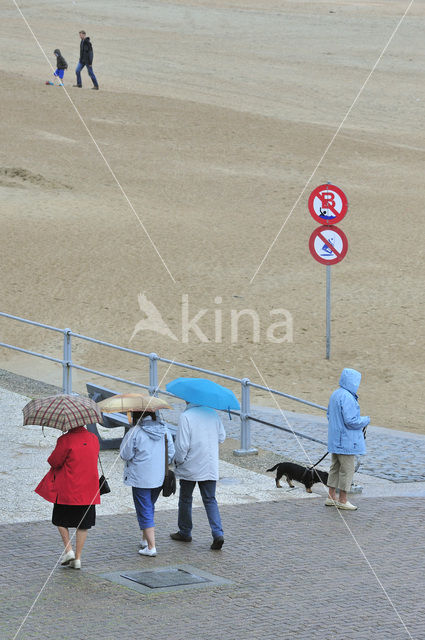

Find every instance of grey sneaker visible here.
[91,86,99,90]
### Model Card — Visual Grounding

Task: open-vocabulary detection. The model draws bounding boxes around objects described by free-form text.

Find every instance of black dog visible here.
[267,462,329,493]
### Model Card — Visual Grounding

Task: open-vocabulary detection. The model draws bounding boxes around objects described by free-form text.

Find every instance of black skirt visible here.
[52,503,96,529]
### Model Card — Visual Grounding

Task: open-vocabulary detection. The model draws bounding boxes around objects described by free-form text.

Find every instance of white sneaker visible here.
[337,501,357,510]
[69,558,81,569]
[325,497,338,506]
[140,539,148,549]
[61,550,75,565]
[139,546,157,557]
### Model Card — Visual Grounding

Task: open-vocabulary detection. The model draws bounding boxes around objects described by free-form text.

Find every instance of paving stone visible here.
[1,498,423,639]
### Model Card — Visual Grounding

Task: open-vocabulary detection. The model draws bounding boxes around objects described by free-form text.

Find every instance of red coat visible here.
[35,426,100,505]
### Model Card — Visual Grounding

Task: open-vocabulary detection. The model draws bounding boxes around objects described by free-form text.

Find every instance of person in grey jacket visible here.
[326,368,370,511]
[170,403,226,550]
[120,411,174,556]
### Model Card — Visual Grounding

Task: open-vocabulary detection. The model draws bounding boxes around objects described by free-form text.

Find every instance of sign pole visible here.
[308,183,349,360]
[326,264,331,359]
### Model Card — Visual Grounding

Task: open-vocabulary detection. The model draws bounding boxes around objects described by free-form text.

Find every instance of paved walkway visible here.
[1,375,424,639]
[2,498,424,640]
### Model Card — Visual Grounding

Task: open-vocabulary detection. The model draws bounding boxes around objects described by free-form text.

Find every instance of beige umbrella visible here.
[97,393,172,423]
[23,394,103,433]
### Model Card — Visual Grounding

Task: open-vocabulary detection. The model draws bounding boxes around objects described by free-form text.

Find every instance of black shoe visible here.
[91,86,99,90]
[73,84,82,88]
[210,536,224,550]
[170,532,192,542]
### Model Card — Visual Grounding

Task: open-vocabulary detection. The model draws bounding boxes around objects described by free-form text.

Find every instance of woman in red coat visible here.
[35,426,100,569]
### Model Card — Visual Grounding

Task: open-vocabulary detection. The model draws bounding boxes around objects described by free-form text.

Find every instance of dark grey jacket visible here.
[54,49,68,70]
[79,37,93,65]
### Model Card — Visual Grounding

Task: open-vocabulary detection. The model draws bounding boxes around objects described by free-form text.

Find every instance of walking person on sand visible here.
[73,30,99,90]
[53,49,67,85]
[35,425,100,569]
[325,368,370,511]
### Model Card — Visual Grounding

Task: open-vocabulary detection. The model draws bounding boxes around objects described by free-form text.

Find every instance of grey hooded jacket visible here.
[120,417,175,488]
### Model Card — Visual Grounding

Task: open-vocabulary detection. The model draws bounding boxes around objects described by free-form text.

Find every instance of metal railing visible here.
[0,312,327,454]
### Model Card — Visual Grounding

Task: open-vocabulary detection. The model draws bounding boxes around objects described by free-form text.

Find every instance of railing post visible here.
[62,329,72,394]
[233,378,258,456]
[149,353,159,396]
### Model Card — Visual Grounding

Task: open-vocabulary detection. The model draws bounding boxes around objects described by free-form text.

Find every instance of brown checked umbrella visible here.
[23,394,103,433]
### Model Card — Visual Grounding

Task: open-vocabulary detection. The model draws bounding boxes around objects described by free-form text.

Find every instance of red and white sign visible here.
[308,184,348,225]
[309,226,348,265]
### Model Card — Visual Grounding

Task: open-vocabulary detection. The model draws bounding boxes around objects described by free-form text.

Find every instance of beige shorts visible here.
[327,453,355,493]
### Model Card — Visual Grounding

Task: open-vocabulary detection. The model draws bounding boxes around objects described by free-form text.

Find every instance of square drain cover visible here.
[120,568,209,588]
[99,564,232,595]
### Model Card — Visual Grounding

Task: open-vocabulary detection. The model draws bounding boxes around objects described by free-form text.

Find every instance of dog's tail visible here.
[266,464,279,472]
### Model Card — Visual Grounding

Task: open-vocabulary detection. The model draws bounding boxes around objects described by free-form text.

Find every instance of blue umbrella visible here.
[166,377,240,412]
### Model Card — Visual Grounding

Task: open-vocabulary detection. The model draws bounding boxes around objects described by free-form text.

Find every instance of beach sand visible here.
[1,0,424,431]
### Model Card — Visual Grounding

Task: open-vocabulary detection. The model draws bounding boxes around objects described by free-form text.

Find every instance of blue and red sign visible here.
[308,184,348,225]
[309,226,348,265]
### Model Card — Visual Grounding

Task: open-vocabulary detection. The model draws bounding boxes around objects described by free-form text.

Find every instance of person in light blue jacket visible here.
[326,368,370,511]
[120,411,174,557]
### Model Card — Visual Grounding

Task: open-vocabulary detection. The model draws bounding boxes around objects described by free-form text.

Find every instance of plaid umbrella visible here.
[22,394,103,433]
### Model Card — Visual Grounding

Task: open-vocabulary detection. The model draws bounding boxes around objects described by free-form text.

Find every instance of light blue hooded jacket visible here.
[120,417,175,488]
[327,368,370,455]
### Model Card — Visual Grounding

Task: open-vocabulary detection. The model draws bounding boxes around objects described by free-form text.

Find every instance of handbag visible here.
[162,434,176,497]
[98,456,111,495]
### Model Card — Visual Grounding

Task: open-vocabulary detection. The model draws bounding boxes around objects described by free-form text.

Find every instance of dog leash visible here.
[300,451,329,481]
[308,451,329,470]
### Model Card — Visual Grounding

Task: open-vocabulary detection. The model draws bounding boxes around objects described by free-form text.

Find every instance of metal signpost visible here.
[308,184,348,359]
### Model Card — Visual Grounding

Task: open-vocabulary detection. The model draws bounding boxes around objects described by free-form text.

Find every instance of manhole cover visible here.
[120,568,209,588]
[100,564,232,595]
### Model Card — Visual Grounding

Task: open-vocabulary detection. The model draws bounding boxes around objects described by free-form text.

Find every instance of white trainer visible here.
[69,558,81,569]
[61,550,75,565]
[337,501,358,510]
[325,497,338,506]
[139,546,157,557]
[140,539,148,549]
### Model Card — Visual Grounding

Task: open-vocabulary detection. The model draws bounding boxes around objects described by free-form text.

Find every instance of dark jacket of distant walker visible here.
[35,426,100,505]
[79,37,94,65]
[54,49,68,70]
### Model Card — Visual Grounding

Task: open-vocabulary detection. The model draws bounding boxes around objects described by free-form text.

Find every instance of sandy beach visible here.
[1,0,424,432]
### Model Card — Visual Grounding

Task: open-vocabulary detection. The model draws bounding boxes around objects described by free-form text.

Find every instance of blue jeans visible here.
[178,480,223,539]
[132,487,162,529]
[75,62,98,88]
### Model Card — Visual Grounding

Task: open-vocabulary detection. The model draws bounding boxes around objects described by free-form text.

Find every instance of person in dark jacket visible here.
[73,30,99,90]
[35,426,100,569]
[53,49,67,86]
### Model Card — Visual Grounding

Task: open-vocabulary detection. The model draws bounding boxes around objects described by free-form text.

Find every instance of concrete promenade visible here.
[1,380,424,639]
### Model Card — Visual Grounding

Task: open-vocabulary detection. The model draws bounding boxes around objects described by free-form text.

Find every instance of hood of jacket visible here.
[138,417,165,440]
[54,49,61,56]
[339,368,361,396]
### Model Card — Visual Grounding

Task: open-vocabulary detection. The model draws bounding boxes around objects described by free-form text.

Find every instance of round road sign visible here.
[308,184,348,225]
[309,225,348,265]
